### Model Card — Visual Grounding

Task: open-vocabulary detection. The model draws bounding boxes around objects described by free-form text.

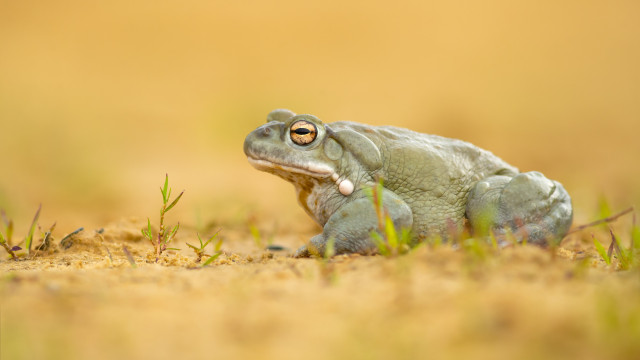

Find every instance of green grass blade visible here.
[370,231,389,256]
[202,231,220,248]
[384,216,398,250]
[489,232,498,250]
[165,223,180,243]
[202,252,221,266]
[598,196,612,219]
[122,245,137,268]
[142,218,153,240]
[161,174,169,203]
[164,191,184,213]
[6,220,13,244]
[324,237,336,258]
[249,224,262,247]
[592,234,611,265]
[214,238,223,252]
[25,204,42,253]
[609,229,630,270]
[196,233,204,247]
[401,228,412,252]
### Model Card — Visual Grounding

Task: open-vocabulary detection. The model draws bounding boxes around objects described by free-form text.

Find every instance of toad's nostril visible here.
[259,127,271,137]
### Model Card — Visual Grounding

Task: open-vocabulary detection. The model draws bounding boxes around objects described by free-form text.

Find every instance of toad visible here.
[244,109,573,257]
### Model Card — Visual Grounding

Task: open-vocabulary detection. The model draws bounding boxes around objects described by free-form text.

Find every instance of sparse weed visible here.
[247,216,276,250]
[365,178,412,257]
[608,228,637,270]
[122,245,137,268]
[141,174,184,262]
[24,204,41,255]
[587,205,639,270]
[592,234,611,265]
[317,237,338,285]
[187,231,223,266]
[249,223,263,249]
[0,212,19,260]
[0,205,53,260]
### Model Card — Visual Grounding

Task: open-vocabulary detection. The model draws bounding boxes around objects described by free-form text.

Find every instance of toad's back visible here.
[332,122,519,237]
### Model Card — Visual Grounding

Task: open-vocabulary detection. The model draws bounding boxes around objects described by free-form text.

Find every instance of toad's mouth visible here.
[247,156,334,178]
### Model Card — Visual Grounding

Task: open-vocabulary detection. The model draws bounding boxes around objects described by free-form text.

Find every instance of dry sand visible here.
[2,216,639,360]
[2,2,640,359]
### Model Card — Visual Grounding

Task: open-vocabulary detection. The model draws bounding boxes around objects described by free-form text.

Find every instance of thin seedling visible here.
[0,210,19,260]
[608,228,637,270]
[202,242,223,266]
[0,205,49,260]
[365,177,412,257]
[590,208,639,270]
[141,174,184,262]
[248,218,277,250]
[317,237,338,285]
[249,223,263,249]
[0,230,19,261]
[186,231,223,265]
[122,245,137,268]
[592,234,611,265]
[104,246,114,266]
[24,204,41,255]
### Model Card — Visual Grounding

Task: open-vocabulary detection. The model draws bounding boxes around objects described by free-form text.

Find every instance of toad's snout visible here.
[243,123,282,157]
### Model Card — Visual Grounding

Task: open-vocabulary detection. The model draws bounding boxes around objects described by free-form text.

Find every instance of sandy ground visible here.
[2,2,640,359]
[2,215,640,360]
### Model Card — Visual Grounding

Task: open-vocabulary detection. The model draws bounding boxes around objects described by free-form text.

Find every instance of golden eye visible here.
[290,120,317,145]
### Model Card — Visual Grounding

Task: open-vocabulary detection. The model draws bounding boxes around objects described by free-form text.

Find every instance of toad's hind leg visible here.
[465,171,573,245]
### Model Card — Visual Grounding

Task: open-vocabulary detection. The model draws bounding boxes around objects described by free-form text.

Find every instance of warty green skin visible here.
[244,109,573,257]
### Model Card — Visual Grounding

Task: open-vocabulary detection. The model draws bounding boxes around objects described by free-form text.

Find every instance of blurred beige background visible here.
[1,0,638,234]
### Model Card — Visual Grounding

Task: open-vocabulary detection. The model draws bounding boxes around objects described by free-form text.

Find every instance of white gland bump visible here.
[338,179,354,196]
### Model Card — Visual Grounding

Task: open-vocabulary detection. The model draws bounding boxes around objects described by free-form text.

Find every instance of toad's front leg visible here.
[294,190,413,257]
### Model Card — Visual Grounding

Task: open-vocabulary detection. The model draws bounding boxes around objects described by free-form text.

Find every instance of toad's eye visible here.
[290,120,317,145]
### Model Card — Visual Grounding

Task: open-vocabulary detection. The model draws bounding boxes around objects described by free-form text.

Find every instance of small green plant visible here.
[608,228,637,270]
[0,215,19,260]
[592,234,611,265]
[365,178,412,256]
[317,237,338,285]
[249,223,263,248]
[591,222,639,271]
[579,204,638,270]
[24,204,41,255]
[186,231,223,266]
[247,217,276,250]
[0,206,50,260]
[461,236,490,261]
[141,174,184,262]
